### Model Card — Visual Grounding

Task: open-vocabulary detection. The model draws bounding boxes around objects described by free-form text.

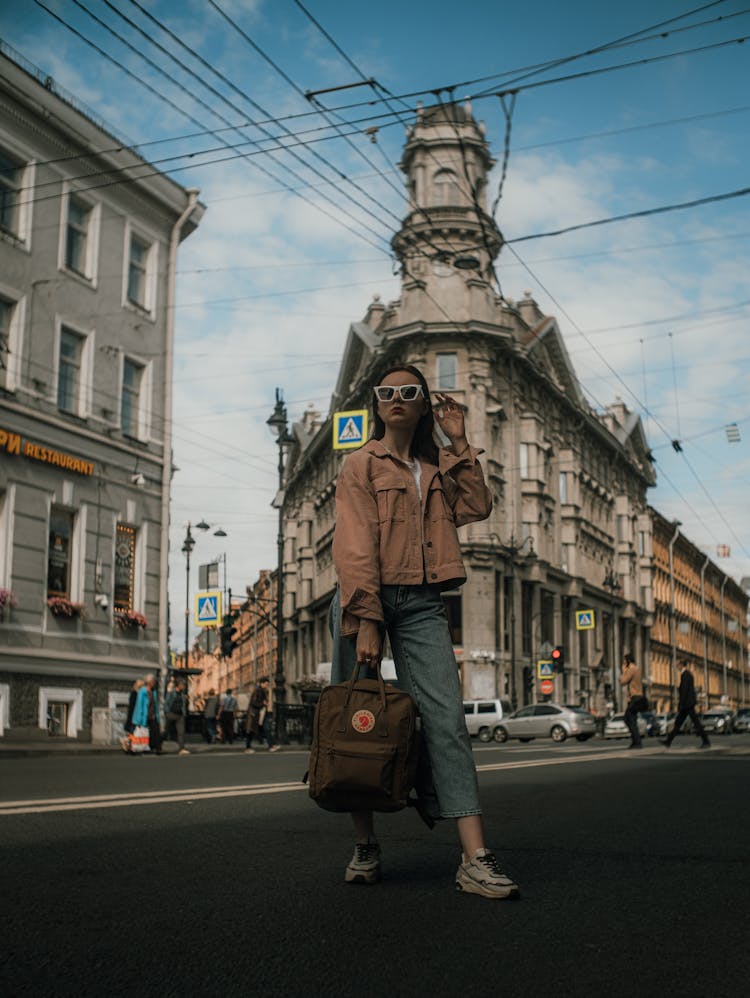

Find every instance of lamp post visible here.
[603,568,619,712]
[267,388,294,738]
[720,575,728,702]
[485,532,533,710]
[700,555,710,709]
[180,520,227,679]
[181,523,196,674]
[668,520,682,710]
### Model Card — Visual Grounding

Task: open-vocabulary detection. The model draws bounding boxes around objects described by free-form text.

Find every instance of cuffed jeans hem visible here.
[440,808,483,819]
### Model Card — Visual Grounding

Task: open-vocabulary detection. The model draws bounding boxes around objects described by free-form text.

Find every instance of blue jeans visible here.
[330,585,481,819]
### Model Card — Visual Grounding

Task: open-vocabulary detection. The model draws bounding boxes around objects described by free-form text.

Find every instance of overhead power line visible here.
[508,187,750,243]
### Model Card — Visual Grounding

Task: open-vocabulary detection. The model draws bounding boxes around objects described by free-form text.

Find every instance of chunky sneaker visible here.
[344,840,381,885]
[456,848,520,899]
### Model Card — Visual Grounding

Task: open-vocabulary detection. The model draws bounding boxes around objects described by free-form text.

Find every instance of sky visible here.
[1,0,749,648]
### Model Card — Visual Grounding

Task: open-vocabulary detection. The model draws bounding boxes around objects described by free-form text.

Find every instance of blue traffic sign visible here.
[575,609,595,631]
[195,590,222,627]
[333,409,368,450]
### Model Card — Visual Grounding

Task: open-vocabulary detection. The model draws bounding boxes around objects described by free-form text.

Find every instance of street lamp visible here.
[603,568,620,712]
[485,532,534,709]
[267,388,295,738]
[668,520,682,710]
[180,519,227,675]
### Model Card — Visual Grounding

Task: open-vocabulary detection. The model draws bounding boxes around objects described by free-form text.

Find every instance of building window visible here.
[436,353,457,390]
[433,168,460,205]
[127,234,151,308]
[114,524,136,613]
[57,327,85,413]
[519,443,529,479]
[121,359,143,436]
[0,151,21,236]
[47,509,75,597]
[442,592,462,646]
[559,471,567,504]
[65,197,91,276]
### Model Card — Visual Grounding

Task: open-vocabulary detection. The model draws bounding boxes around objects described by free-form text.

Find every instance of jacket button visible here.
[430,572,437,579]
[426,541,433,548]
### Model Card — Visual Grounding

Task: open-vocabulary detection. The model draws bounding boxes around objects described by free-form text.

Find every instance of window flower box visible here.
[116,609,148,630]
[47,596,86,618]
[0,588,18,620]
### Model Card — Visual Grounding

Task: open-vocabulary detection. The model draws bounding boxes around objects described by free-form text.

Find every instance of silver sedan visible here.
[603,713,648,739]
[494,703,597,744]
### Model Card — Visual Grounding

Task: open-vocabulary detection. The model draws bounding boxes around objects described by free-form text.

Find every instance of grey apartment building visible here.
[0,46,203,740]
[276,103,656,713]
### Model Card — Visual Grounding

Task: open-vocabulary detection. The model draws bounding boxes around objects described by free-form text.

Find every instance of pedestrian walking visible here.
[663,659,711,748]
[203,688,219,743]
[217,688,237,744]
[165,679,190,755]
[328,363,519,899]
[132,673,162,754]
[120,678,145,753]
[245,677,280,753]
[620,653,648,749]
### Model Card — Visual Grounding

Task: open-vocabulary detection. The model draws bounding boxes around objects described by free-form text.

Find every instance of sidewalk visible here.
[0,735,298,759]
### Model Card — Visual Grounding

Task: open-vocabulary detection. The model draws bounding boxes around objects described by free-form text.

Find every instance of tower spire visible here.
[392,101,503,282]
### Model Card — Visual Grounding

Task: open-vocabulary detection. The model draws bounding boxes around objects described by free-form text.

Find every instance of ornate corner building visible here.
[277,103,659,712]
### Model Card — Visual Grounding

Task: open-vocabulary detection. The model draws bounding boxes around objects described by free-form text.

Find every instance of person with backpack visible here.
[329,364,520,900]
[165,679,190,755]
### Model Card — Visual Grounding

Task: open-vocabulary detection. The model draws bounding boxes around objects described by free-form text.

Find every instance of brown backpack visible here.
[305,664,420,813]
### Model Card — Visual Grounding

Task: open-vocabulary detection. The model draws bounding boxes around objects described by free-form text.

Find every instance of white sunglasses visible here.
[373,384,425,402]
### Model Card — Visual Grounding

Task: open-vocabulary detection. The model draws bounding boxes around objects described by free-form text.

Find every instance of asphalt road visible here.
[1,738,749,998]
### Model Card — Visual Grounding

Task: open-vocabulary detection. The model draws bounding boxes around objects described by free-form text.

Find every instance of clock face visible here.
[432,259,452,277]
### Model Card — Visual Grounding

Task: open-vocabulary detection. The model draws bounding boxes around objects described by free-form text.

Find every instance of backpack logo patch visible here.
[351,709,375,733]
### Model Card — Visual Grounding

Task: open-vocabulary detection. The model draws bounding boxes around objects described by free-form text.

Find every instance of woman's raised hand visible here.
[434,392,468,450]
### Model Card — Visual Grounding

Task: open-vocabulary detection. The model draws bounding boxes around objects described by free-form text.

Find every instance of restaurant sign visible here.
[0,426,95,476]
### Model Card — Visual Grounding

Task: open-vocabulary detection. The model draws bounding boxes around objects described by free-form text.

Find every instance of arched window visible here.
[433,168,460,206]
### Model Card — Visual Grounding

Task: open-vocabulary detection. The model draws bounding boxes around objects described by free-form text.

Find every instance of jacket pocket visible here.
[374,476,407,523]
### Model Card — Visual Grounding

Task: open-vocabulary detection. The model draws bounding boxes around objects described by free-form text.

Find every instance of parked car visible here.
[494,703,596,744]
[463,699,513,742]
[701,709,734,736]
[653,712,677,736]
[733,708,750,733]
[603,713,648,739]
[641,711,661,737]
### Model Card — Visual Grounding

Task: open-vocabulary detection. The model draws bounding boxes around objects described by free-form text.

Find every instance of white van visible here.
[463,699,513,742]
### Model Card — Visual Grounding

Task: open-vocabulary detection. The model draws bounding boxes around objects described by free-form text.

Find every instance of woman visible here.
[330,363,519,899]
[244,677,280,753]
[121,678,144,753]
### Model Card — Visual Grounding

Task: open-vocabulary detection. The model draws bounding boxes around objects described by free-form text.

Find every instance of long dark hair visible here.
[371,364,439,464]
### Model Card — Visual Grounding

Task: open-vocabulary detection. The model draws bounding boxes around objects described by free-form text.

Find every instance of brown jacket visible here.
[620,662,644,698]
[333,438,492,636]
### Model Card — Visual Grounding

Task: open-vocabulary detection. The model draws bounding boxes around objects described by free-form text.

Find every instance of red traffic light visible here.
[551,647,562,660]
[551,646,565,672]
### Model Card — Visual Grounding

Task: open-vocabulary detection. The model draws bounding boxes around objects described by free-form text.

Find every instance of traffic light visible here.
[551,646,565,673]
[522,666,534,702]
[219,613,239,658]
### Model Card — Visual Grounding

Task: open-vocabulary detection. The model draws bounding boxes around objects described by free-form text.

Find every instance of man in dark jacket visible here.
[663,659,710,748]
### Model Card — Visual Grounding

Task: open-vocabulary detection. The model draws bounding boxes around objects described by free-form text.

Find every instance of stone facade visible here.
[276,103,656,713]
[0,47,203,739]
[650,508,748,711]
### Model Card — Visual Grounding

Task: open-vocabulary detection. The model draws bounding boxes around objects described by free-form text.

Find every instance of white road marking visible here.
[0,781,306,816]
[1,744,727,817]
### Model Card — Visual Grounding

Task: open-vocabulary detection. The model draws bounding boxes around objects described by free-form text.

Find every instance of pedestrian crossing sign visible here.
[195,590,222,627]
[537,660,554,679]
[575,609,595,630]
[333,409,368,450]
